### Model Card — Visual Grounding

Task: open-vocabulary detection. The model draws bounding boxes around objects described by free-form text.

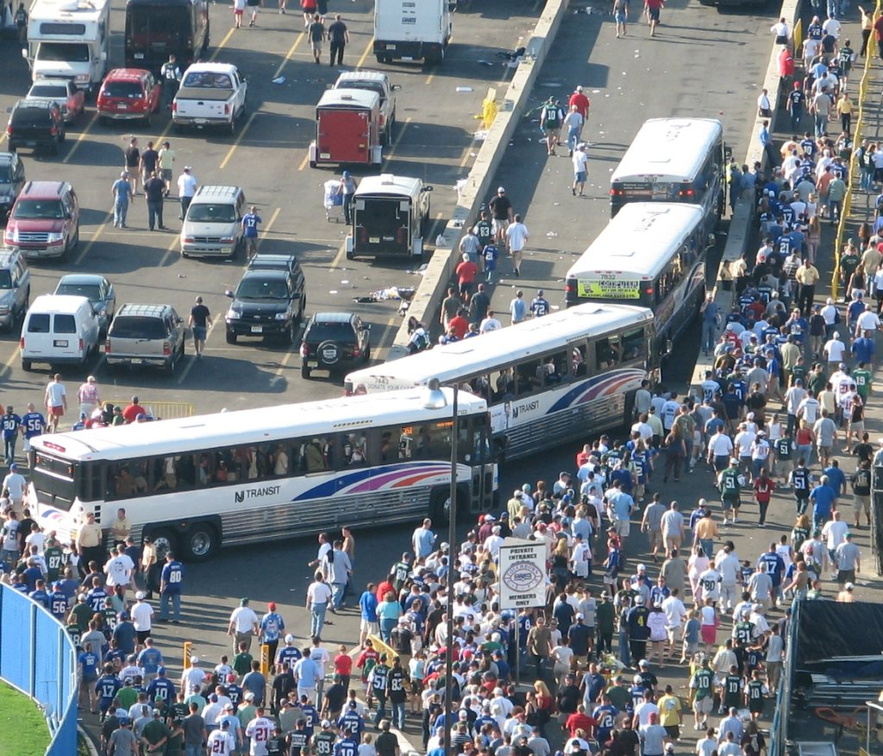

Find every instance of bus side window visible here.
[571,343,587,378]
[621,327,646,363]
[270,444,291,476]
[398,427,413,460]
[595,337,619,368]
[342,433,368,466]
[379,429,394,463]
[491,368,514,402]
[197,452,215,486]
[301,438,327,472]
[516,361,538,393]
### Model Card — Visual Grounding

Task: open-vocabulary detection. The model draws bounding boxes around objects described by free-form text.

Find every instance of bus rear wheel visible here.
[182,523,218,562]
[145,528,177,562]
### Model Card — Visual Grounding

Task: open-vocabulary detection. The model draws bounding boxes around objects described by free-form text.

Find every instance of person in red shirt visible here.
[565,705,597,738]
[753,467,776,526]
[375,575,394,603]
[334,644,353,690]
[779,46,794,80]
[121,396,147,424]
[455,253,478,302]
[567,86,590,139]
[644,0,663,36]
[449,309,469,340]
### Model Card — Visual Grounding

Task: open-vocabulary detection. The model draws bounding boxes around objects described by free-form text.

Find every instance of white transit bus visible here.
[26,388,496,561]
[610,117,725,233]
[564,203,709,360]
[344,304,657,461]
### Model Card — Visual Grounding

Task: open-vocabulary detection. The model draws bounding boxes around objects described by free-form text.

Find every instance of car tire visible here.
[226,331,237,344]
[301,365,311,379]
[71,223,80,250]
[144,111,151,128]
[288,321,297,345]
[363,344,371,362]
[21,360,31,371]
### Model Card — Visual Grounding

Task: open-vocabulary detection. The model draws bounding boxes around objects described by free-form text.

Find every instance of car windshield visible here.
[13,200,65,219]
[56,283,100,301]
[307,322,355,341]
[0,166,11,182]
[29,84,68,99]
[236,278,289,300]
[187,204,236,223]
[36,43,90,62]
[0,271,12,290]
[102,82,144,99]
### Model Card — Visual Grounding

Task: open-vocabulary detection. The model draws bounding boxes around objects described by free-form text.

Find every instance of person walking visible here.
[160,55,181,111]
[309,14,326,64]
[158,552,184,624]
[44,373,67,432]
[188,297,212,357]
[1,406,21,467]
[506,214,529,277]
[143,171,167,231]
[328,14,349,65]
[539,98,564,156]
[758,121,777,167]
[306,572,333,639]
[76,376,101,419]
[14,2,27,45]
[563,105,584,155]
[227,598,259,653]
[139,141,159,190]
[176,167,198,220]
[158,141,176,197]
[241,205,262,258]
[339,171,357,225]
[123,138,140,195]
[232,0,246,28]
[111,171,134,229]
[246,0,260,27]
[572,143,588,196]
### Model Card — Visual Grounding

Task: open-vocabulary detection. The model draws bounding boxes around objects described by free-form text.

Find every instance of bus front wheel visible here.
[430,485,467,526]
[182,523,218,562]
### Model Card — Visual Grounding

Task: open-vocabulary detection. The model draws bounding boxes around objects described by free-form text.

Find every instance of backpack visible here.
[15,8,26,26]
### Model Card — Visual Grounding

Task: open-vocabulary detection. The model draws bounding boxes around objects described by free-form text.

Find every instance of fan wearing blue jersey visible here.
[20,402,46,470]
[96,663,122,719]
[1,405,22,467]
[159,552,184,624]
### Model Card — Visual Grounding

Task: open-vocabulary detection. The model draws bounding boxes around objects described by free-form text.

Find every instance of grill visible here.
[16,232,50,243]
[191,236,222,244]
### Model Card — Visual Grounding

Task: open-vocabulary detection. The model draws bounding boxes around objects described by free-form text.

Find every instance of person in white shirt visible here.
[131,592,153,650]
[505,215,529,277]
[855,307,881,336]
[571,143,588,196]
[714,545,741,612]
[824,334,847,366]
[822,15,841,38]
[176,166,198,219]
[181,655,206,693]
[227,598,259,654]
[661,590,687,657]
[479,311,503,334]
[105,544,135,593]
[206,720,237,755]
[245,708,274,756]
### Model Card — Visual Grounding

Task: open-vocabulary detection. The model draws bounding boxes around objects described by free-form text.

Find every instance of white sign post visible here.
[498,538,546,684]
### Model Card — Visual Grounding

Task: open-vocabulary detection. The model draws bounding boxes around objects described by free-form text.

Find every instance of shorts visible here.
[700,623,716,645]
[615,10,626,21]
[360,618,379,636]
[667,624,682,643]
[234,7,244,15]
[192,325,207,341]
[575,171,587,183]
[854,494,871,514]
[49,405,65,417]
[614,519,631,538]
[311,40,323,54]
[665,725,680,740]
[491,218,508,234]
[837,568,856,584]
[722,496,739,512]
[136,629,151,644]
[647,6,660,20]
[648,529,661,548]
[693,696,712,714]
[161,169,172,182]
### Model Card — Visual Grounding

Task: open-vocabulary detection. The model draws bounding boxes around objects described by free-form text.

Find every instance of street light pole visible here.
[422,379,458,755]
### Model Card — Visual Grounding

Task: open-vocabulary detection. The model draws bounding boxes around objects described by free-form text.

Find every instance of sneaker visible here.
[722,518,729,525]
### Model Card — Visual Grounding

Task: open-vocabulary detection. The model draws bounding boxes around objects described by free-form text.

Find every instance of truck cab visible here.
[346,174,432,260]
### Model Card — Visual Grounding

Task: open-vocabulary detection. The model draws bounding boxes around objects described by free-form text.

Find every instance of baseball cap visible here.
[157,666,166,675]
[268,602,277,610]
[575,612,584,620]
[152,708,161,716]
[845,582,855,590]
[190,655,199,664]
[135,591,146,600]
[321,720,332,727]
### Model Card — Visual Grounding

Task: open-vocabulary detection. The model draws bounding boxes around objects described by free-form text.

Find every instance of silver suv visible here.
[105,303,186,375]
[0,249,31,331]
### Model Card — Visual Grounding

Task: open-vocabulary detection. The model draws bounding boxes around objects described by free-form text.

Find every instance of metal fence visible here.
[0,584,77,755]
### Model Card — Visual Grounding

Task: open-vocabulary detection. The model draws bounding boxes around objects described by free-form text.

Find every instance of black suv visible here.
[224,259,306,344]
[0,152,26,221]
[300,312,371,379]
[7,99,66,155]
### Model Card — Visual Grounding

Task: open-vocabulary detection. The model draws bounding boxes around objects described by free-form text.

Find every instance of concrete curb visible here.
[388,0,572,360]
[689,0,802,391]
[79,725,99,756]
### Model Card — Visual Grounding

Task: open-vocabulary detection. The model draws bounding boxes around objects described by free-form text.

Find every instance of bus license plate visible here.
[251,326,263,333]
[53,340,68,348]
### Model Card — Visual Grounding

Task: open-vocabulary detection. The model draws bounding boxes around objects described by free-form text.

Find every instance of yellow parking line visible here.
[159,232,180,268]
[274,32,305,79]
[177,321,216,385]
[355,36,374,70]
[211,28,236,60]
[331,239,348,268]
[218,112,257,170]
[381,116,411,171]
[264,207,281,234]
[73,219,109,266]
[61,114,98,165]
[273,349,295,378]
[297,152,310,171]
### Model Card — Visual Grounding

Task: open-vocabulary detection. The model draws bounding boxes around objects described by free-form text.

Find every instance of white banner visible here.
[498,538,546,610]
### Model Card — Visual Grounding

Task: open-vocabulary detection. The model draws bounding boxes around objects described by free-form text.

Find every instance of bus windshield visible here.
[36,42,91,62]
[31,453,79,512]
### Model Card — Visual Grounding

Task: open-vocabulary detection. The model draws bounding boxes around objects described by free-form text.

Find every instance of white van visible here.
[373,0,452,65]
[20,294,101,371]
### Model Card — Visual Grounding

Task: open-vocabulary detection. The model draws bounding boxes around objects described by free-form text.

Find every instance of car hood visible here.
[185,221,237,235]
[231,298,288,313]
[9,218,65,233]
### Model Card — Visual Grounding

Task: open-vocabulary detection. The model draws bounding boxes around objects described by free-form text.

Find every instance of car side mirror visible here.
[423,186,434,192]
[21,48,27,60]
[364,324,371,330]
[392,84,402,91]
[224,290,234,298]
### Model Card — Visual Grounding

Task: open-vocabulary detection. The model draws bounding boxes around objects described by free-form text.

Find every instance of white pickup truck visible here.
[172,62,248,134]
[333,71,398,145]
